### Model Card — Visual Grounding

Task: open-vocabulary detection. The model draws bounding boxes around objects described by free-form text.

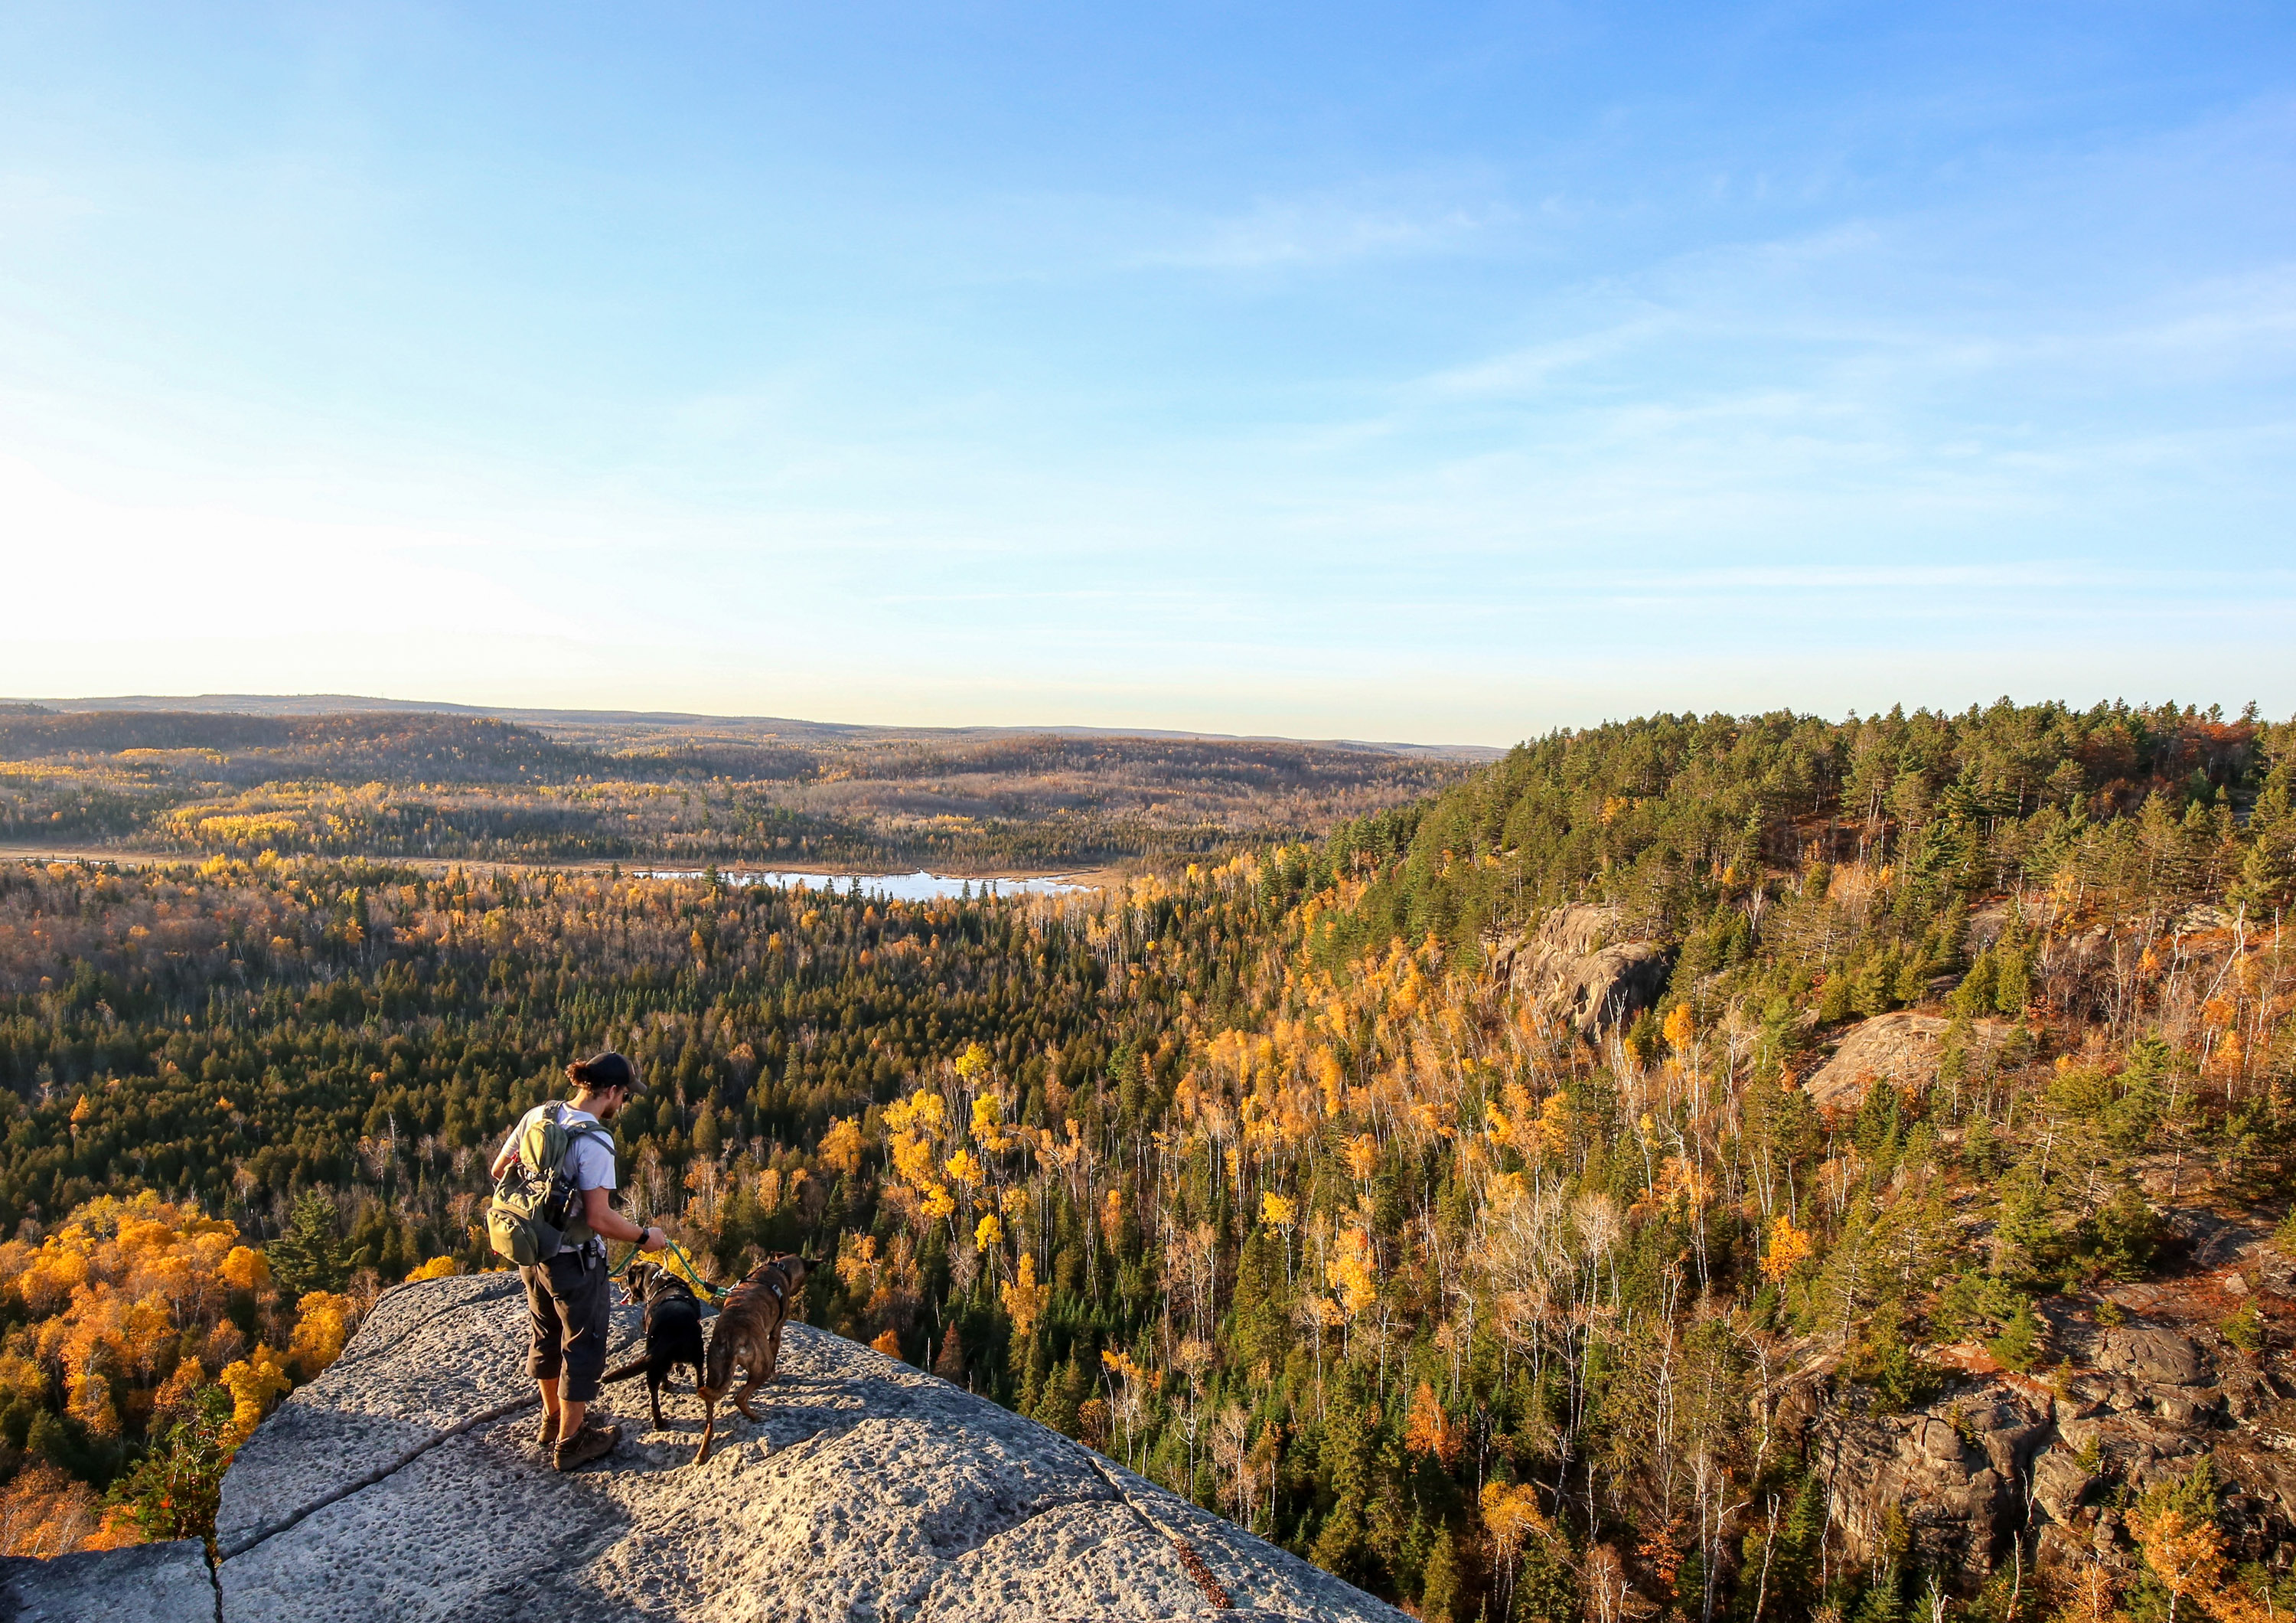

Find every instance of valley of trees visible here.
[0,706,1476,870]
[0,697,2292,1623]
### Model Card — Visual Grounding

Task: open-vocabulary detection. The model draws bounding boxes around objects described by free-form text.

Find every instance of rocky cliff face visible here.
[0,1536,215,1622]
[1795,1220,2296,1585]
[1485,906,1671,1038]
[199,1273,1403,1622]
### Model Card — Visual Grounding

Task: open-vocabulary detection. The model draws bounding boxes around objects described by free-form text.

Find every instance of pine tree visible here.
[1419,1528,1463,1623]
[1988,1298,2043,1372]
[269,1192,350,1298]
[2229,768,2293,913]
[1512,1533,1579,1623]
[1035,1354,1084,1436]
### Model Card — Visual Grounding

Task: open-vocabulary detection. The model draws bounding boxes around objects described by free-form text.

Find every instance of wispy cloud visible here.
[1143,180,1515,270]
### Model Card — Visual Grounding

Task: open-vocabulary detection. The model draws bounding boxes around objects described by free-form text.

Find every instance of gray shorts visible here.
[523,1249,610,1403]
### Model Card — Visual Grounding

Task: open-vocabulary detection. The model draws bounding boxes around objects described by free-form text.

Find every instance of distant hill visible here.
[0,697,1486,870]
[9,694,1504,762]
[0,710,608,785]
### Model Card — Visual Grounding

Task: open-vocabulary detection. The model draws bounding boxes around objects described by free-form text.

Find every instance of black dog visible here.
[611,1259,708,1432]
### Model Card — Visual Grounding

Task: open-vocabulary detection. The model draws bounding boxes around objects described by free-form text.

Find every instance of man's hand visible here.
[580,1184,657,1248]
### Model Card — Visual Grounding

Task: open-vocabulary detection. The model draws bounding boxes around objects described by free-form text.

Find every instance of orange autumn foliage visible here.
[0,1461,99,1558]
[2131,1503,2275,1623]
[0,1192,364,1553]
[1762,1216,1815,1285]
[1403,1380,1463,1468]
[0,1192,243,1442]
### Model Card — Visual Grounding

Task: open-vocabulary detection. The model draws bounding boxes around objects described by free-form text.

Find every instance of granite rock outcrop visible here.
[1485,906,1671,1037]
[0,1536,217,1622]
[1804,1011,2009,1112]
[207,1273,1405,1622]
[1805,1381,2050,1581]
[1796,1241,2296,1583]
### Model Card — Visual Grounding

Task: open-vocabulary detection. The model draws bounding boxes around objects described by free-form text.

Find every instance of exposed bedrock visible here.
[1803,1011,2012,1112]
[1806,1383,2050,1582]
[1485,905,1673,1037]
[207,1275,1405,1622]
[0,1536,217,1622]
[1795,1298,2296,1584]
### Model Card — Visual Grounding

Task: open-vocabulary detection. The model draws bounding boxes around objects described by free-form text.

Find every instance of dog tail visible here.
[701,1329,736,1394]
[598,1355,650,1385]
[693,1396,718,1466]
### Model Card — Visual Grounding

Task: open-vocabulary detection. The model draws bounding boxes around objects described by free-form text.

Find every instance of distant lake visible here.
[633,868,1088,901]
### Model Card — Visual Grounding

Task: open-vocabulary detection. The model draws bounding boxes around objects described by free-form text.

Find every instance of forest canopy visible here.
[0,707,1478,871]
[0,697,2291,1623]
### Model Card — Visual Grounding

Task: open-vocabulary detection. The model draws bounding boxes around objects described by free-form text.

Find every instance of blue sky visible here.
[1,2,2290,744]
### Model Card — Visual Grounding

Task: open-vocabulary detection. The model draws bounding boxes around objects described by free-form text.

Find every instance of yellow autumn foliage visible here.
[817,1116,865,1177]
[288,1291,358,1378]
[889,1130,937,1191]
[1762,1215,1815,1284]
[221,1344,291,1438]
[1480,1479,1554,1562]
[1329,1229,1378,1317]
[970,1094,1016,1152]
[1000,1253,1050,1341]
[1663,1003,1696,1053]
[221,1245,270,1292]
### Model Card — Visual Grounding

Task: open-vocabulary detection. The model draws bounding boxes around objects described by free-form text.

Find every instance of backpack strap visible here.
[530,1105,614,1171]
[550,1112,617,1248]
[516,1102,563,1177]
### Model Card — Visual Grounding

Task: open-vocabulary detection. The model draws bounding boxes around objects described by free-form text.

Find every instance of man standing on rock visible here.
[490,1051,666,1471]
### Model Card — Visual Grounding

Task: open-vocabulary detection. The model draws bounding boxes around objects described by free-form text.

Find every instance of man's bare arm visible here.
[583,1186,664,1251]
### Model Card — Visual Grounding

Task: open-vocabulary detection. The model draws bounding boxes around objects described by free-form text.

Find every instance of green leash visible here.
[609,1229,731,1303]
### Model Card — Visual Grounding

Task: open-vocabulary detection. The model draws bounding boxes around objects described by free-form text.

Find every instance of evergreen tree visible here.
[2230,768,2294,913]
[1512,1534,1578,1623]
[269,1191,350,1298]
[1987,1298,2043,1372]
[1419,1529,1463,1623]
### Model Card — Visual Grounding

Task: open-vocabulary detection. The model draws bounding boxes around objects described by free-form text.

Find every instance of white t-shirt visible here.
[499,1102,617,1258]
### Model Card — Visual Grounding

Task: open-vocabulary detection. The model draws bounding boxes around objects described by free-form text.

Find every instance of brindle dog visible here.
[615,1259,707,1432]
[693,1253,823,1465]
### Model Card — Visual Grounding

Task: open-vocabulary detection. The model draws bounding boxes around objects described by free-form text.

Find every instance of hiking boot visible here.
[536,1409,561,1451]
[553,1422,621,1472]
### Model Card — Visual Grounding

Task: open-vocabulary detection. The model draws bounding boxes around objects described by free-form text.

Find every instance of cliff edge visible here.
[204,1273,1401,1621]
